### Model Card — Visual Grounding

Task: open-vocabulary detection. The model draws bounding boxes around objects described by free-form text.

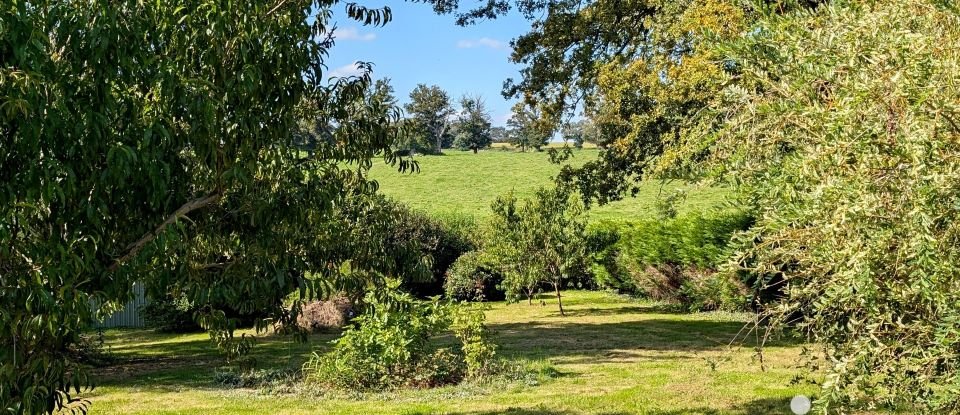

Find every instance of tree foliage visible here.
[0,1,412,413]
[505,102,551,152]
[427,0,820,201]
[404,84,455,154]
[489,126,509,143]
[452,96,493,152]
[486,188,588,315]
[705,1,960,412]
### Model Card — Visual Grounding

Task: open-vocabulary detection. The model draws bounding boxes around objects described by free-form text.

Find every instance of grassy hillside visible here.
[367,149,730,222]
[83,291,816,414]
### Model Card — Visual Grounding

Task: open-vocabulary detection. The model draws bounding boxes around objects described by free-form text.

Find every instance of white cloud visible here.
[456,37,508,51]
[333,27,376,41]
[329,62,366,78]
[333,26,377,42]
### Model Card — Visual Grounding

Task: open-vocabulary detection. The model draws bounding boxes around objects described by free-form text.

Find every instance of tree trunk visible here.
[554,282,565,316]
[472,147,478,154]
[526,289,533,305]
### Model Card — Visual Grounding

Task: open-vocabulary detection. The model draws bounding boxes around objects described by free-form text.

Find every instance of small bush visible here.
[444,251,505,302]
[302,283,496,391]
[70,331,116,367]
[451,304,497,378]
[677,269,750,312]
[140,293,201,333]
[297,295,353,332]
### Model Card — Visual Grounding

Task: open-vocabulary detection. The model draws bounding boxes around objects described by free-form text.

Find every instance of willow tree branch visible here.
[108,192,221,272]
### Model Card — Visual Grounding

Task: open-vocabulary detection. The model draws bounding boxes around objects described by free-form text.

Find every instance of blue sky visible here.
[324,0,532,126]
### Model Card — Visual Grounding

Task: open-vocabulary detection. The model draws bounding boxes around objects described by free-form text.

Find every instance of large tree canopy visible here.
[1,1,412,413]
[427,0,960,411]
[452,96,493,152]
[404,84,455,154]
[426,0,822,202]
[706,1,960,411]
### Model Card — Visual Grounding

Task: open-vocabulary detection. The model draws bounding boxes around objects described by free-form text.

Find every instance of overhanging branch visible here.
[108,192,222,272]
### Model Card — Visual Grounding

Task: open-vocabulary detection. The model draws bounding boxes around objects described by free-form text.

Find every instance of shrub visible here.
[385,202,475,297]
[302,282,496,391]
[140,290,269,334]
[69,331,116,368]
[677,269,749,312]
[591,210,754,311]
[140,293,201,333]
[443,251,505,302]
[586,222,632,293]
[297,295,353,332]
[451,304,497,378]
[618,210,753,271]
[704,2,960,410]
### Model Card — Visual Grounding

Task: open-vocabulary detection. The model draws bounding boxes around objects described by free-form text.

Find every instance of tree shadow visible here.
[544,304,686,318]
[489,318,798,363]
[411,408,625,415]
[93,330,337,387]
[438,397,795,415]
[646,397,796,415]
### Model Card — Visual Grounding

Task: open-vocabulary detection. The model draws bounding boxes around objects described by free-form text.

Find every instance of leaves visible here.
[708,1,960,412]
[1,1,411,413]
[486,187,588,314]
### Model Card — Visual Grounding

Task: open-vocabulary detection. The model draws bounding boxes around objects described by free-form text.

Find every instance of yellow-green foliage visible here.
[710,1,960,412]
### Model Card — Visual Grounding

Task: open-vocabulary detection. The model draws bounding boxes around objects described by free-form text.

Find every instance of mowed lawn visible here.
[82,291,817,415]
[366,150,730,221]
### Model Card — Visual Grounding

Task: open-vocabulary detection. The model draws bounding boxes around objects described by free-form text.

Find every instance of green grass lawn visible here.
[82,291,818,415]
[366,150,730,222]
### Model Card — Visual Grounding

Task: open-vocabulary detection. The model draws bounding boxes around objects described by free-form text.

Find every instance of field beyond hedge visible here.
[81,291,817,415]
[366,150,729,221]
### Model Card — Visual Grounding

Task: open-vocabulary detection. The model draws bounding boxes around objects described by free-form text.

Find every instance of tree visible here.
[405,84,455,154]
[298,77,400,154]
[702,1,960,412]
[424,0,792,201]
[394,118,434,155]
[560,119,600,149]
[487,188,588,316]
[506,102,551,152]
[369,78,398,109]
[452,95,493,153]
[489,126,509,143]
[1,2,410,413]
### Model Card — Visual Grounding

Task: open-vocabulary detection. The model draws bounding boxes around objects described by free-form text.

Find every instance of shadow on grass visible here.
[409,408,623,415]
[93,330,337,387]
[491,318,798,362]
[647,397,796,415]
[544,304,686,318]
[440,397,794,415]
